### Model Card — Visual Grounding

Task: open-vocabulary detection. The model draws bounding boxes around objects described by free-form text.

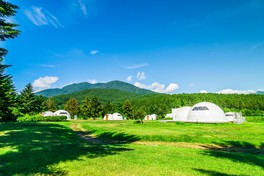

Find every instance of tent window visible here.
[192,106,209,111]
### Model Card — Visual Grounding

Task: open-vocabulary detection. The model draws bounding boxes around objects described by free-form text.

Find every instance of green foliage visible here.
[42,98,57,112]
[89,96,102,118]
[122,100,134,119]
[17,114,67,122]
[65,98,79,117]
[0,1,20,121]
[18,83,42,114]
[246,116,264,122]
[102,101,115,116]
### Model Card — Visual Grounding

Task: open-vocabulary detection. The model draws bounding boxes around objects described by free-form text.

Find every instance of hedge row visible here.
[17,114,67,122]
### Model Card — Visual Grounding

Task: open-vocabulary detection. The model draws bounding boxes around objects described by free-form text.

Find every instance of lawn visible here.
[0,121,263,176]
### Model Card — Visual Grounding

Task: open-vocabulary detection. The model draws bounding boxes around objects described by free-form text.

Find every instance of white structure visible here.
[54,110,71,120]
[144,114,157,120]
[226,112,245,124]
[104,113,123,120]
[172,106,192,121]
[42,111,54,117]
[187,102,228,123]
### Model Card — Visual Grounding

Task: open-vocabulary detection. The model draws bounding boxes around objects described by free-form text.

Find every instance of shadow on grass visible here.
[0,122,137,175]
[193,168,245,176]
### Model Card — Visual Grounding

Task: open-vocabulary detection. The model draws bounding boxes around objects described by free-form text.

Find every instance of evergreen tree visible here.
[122,100,134,119]
[42,98,57,112]
[65,98,79,117]
[0,0,20,121]
[80,97,92,119]
[102,101,115,116]
[90,96,102,119]
[19,84,38,114]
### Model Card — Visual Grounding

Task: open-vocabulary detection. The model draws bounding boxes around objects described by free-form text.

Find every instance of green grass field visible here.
[0,121,264,176]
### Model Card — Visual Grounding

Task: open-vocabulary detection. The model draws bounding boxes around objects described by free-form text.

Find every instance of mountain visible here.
[256,91,264,95]
[36,80,155,97]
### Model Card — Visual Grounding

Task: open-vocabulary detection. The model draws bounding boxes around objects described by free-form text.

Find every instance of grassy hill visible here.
[36,80,154,97]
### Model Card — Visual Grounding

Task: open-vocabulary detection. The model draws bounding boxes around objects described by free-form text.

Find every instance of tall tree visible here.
[80,97,92,119]
[122,100,134,119]
[42,98,57,112]
[18,84,38,114]
[90,96,102,119]
[102,101,115,116]
[65,98,79,117]
[0,0,20,121]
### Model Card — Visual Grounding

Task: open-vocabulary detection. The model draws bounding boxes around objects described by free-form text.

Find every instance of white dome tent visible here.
[104,113,123,120]
[54,110,71,120]
[187,102,228,123]
[172,106,192,121]
[42,111,54,117]
[144,114,157,120]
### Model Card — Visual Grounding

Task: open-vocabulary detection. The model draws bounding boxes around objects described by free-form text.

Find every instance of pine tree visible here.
[0,0,20,121]
[19,84,38,114]
[122,100,134,119]
[80,97,92,119]
[65,98,79,117]
[90,96,102,119]
[42,98,57,112]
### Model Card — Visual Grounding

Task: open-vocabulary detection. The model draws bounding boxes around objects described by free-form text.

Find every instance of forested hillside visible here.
[52,89,264,117]
[36,80,154,97]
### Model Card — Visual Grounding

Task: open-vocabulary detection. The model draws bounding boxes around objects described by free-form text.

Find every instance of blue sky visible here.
[3,0,264,93]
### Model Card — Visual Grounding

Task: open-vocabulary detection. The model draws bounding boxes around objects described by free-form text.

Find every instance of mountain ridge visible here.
[35,80,155,97]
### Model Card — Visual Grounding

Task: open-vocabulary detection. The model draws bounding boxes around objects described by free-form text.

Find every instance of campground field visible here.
[1,120,264,176]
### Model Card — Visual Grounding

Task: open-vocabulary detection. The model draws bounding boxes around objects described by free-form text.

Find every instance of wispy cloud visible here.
[32,76,59,92]
[88,79,97,84]
[78,0,88,15]
[90,50,99,55]
[134,82,179,94]
[30,64,56,68]
[249,42,264,51]
[24,6,63,28]
[127,63,149,69]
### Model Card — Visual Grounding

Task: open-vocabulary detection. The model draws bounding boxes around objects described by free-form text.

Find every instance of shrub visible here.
[17,114,67,122]
[246,116,264,123]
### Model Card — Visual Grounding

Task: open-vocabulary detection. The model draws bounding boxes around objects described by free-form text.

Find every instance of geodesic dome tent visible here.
[104,113,123,120]
[172,106,192,121]
[144,114,157,120]
[187,102,228,123]
[54,110,71,120]
[42,111,54,117]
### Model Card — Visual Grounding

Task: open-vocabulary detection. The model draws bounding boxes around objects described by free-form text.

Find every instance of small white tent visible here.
[172,106,192,121]
[104,113,123,120]
[42,111,54,117]
[144,114,157,120]
[187,102,227,123]
[54,110,71,120]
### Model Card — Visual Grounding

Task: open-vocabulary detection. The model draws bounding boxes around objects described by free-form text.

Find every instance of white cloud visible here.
[88,79,97,84]
[78,0,88,15]
[90,50,99,55]
[127,76,132,82]
[24,6,63,28]
[137,72,146,80]
[199,90,208,94]
[32,76,59,92]
[166,83,179,93]
[216,89,256,94]
[127,63,149,69]
[134,82,179,94]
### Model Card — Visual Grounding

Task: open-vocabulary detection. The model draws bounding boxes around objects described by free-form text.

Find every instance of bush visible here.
[246,116,264,123]
[17,114,67,122]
